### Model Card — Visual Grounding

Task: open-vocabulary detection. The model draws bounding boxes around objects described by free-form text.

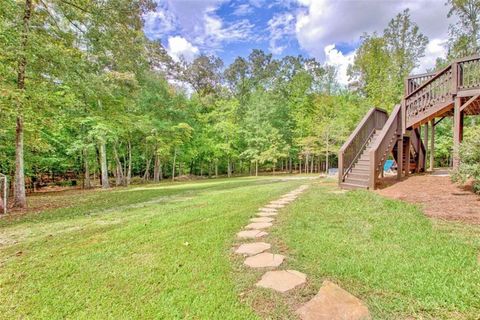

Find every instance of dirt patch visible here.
[376,173,480,224]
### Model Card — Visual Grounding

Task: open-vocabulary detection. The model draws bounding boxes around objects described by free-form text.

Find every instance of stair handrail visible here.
[368,104,402,189]
[339,107,388,184]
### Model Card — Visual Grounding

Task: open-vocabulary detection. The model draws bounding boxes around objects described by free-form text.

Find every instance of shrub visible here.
[452,125,480,194]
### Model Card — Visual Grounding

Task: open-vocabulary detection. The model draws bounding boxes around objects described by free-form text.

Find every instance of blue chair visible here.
[384,160,394,172]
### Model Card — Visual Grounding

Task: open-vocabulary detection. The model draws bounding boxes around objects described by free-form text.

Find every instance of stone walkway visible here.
[234,184,371,319]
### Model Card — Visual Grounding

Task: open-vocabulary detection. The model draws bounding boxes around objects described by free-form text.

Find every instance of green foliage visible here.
[452,125,480,193]
[349,9,428,110]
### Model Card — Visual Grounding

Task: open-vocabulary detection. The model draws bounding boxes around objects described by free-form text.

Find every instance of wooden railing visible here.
[406,72,436,95]
[368,104,402,189]
[339,108,388,183]
[459,56,480,91]
[404,65,454,129]
[404,55,480,129]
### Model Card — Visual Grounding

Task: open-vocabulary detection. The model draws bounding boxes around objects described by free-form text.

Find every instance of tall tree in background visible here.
[350,10,428,109]
[447,0,480,57]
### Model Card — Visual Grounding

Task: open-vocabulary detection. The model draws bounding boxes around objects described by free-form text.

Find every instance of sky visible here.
[143,0,453,85]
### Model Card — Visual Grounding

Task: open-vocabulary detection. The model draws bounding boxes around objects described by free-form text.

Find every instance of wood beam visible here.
[460,94,480,112]
[397,135,403,180]
[405,136,411,177]
[424,123,428,171]
[453,97,462,169]
[430,119,435,171]
[434,116,446,126]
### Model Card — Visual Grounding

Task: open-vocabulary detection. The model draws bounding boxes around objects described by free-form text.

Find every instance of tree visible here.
[350,10,428,109]
[447,0,480,57]
[452,124,480,193]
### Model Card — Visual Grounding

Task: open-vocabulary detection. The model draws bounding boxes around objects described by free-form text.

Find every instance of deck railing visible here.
[459,56,480,91]
[406,72,436,95]
[368,104,402,189]
[404,65,454,129]
[338,108,388,183]
[404,55,480,129]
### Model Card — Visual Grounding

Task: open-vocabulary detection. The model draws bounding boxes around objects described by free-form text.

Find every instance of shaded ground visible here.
[376,171,480,224]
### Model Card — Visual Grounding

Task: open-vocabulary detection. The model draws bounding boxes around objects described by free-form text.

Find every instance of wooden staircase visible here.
[341,131,380,189]
[339,55,480,190]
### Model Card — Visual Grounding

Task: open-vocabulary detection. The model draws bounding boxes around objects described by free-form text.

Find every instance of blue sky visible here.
[144,0,453,84]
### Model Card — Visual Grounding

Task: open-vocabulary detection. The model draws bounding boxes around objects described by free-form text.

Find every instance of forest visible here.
[1,0,479,209]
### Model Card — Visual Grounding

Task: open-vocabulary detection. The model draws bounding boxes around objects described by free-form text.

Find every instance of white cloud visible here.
[167,36,199,62]
[197,11,255,51]
[324,44,355,85]
[232,3,254,16]
[295,0,450,59]
[143,8,176,39]
[293,0,452,83]
[268,13,296,55]
[415,38,448,73]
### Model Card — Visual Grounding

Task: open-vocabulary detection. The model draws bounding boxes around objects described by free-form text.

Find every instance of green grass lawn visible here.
[1,177,479,319]
[274,182,480,319]
[0,177,309,319]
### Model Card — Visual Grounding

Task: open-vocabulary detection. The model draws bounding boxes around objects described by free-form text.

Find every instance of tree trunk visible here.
[14,116,27,208]
[144,157,151,181]
[255,160,258,177]
[215,161,218,177]
[99,141,109,189]
[153,153,160,182]
[289,156,292,173]
[172,149,177,181]
[227,158,231,178]
[325,133,330,173]
[310,154,314,174]
[83,147,91,189]
[113,144,124,186]
[126,141,132,185]
[13,0,33,208]
[305,154,309,174]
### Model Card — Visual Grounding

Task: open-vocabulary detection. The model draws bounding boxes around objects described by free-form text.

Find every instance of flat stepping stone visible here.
[265,203,285,209]
[245,222,272,229]
[257,211,278,217]
[270,200,290,205]
[256,270,306,292]
[258,207,277,213]
[237,230,268,239]
[244,252,285,268]
[235,242,271,256]
[250,217,274,223]
[296,280,371,320]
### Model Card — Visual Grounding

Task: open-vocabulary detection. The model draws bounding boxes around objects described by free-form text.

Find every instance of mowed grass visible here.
[275,182,480,319]
[0,177,309,319]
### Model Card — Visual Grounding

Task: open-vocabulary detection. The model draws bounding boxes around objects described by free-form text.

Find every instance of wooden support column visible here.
[397,135,403,180]
[424,122,429,171]
[453,96,463,169]
[405,136,411,177]
[430,119,435,171]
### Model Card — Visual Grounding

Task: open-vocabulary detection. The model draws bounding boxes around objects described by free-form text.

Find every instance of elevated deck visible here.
[340,55,480,190]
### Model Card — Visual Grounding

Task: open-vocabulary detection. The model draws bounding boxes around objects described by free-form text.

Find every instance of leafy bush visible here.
[452,125,480,194]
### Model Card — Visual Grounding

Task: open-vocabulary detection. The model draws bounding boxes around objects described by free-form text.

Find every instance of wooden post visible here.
[397,135,403,180]
[430,119,435,171]
[453,97,462,169]
[423,123,428,171]
[405,136,411,177]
